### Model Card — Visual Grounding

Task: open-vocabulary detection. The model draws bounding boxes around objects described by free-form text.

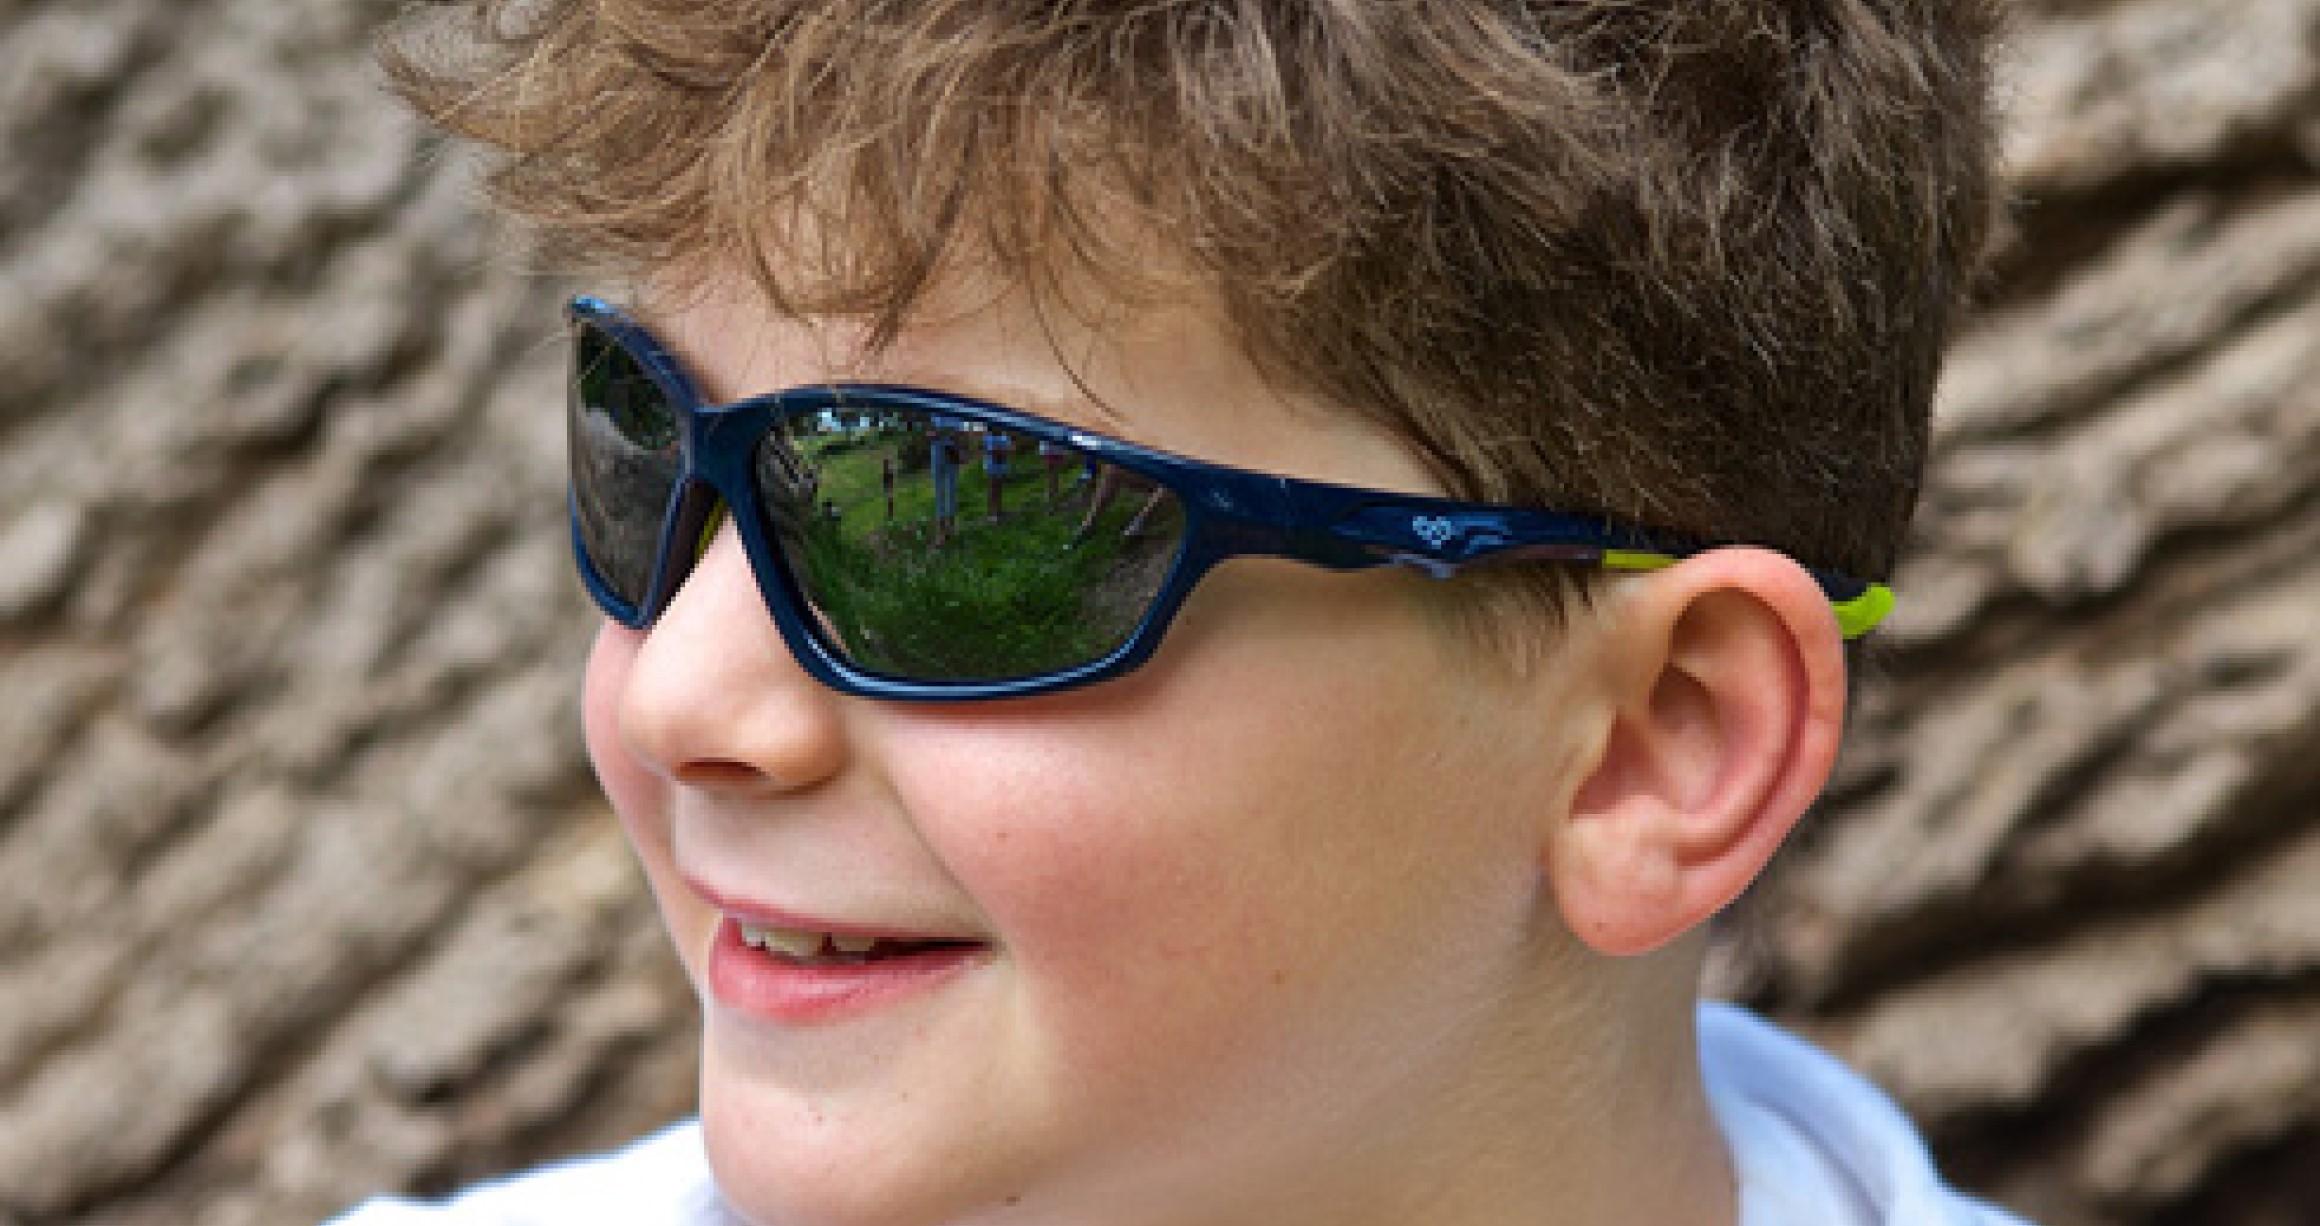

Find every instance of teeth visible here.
[739,923,830,959]
[829,933,879,955]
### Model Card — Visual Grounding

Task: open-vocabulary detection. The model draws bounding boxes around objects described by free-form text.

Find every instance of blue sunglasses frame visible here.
[570,295,1893,702]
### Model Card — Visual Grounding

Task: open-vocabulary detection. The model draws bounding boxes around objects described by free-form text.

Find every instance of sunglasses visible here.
[568,295,1894,702]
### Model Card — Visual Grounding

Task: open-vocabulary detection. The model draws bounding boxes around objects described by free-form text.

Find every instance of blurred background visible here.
[1,1,2315,1223]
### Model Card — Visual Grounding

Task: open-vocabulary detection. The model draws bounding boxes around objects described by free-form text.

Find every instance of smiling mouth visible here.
[737,922,985,966]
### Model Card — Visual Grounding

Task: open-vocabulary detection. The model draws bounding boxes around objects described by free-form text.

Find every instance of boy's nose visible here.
[615,522,849,793]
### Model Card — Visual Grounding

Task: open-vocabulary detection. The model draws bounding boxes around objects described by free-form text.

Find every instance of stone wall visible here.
[2,2,2315,1223]
[1732,3,2320,1222]
[1,4,694,1223]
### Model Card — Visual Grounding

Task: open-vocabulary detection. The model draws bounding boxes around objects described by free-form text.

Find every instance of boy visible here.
[350,2,2024,1224]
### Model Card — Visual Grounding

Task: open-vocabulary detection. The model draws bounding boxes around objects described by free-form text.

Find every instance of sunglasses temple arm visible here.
[1287,498,1648,574]
[1264,493,1895,639]
[1189,481,1625,577]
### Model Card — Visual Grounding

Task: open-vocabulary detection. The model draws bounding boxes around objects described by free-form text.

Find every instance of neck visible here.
[1204,936,1734,1226]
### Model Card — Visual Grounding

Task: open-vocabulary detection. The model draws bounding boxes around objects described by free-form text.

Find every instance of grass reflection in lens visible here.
[758,412,1184,683]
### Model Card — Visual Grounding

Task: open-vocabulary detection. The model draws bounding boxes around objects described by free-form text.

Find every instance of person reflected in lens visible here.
[928,412,964,548]
[982,429,1012,523]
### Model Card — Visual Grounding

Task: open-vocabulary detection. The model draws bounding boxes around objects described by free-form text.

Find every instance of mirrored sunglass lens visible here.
[570,323,684,612]
[750,406,1185,684]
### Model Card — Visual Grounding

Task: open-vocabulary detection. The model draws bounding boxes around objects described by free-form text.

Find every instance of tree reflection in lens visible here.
[571,330,683,608]
[754,411,1185,683]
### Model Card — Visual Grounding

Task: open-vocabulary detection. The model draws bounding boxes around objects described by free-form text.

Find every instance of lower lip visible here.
[706,918,985,1025]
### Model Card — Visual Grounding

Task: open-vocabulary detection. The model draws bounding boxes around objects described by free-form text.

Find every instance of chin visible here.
[700,1064,1033,1226]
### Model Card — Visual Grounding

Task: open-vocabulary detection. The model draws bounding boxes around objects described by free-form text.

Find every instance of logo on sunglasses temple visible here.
[1411,516,1459,550]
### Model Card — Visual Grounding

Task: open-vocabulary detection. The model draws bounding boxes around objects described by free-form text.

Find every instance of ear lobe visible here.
[1552,549,1849,956]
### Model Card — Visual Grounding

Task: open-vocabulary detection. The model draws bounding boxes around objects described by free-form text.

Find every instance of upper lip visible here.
[683,874,983,944]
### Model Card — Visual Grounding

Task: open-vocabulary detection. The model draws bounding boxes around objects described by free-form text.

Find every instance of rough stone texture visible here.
[0,1,2314,1224]
[0,3,694,1223]
[1718,2,2320,1224]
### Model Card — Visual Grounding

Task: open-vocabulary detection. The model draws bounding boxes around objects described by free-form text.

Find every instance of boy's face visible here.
[582,271,1612,1225]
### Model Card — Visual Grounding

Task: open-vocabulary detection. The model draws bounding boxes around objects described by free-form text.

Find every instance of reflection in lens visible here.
[570,324,683,610]
[755,408,1185,683]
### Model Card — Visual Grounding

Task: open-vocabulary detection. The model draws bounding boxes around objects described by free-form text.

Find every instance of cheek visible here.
[582,626,657,840]
[902,625,1528,1101]
[923,756,1318,1143]
[583,626,698,970]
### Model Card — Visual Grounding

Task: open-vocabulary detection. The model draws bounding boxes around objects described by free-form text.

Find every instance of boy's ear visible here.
[1550,548,1850,956]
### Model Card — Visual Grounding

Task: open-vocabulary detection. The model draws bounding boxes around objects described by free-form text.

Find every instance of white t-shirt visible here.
[327,1122,728,1226]
[1697,1003,2028,1226]
[329,1005,2030,1226]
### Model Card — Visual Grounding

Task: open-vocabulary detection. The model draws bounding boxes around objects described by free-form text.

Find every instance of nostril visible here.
[672,759,774,790]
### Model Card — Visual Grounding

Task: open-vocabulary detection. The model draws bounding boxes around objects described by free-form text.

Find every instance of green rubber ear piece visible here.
[1832,583,1896,639]
[1600,550,1677,573]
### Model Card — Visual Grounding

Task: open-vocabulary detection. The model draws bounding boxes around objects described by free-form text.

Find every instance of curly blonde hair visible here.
[383,0,2000,612]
